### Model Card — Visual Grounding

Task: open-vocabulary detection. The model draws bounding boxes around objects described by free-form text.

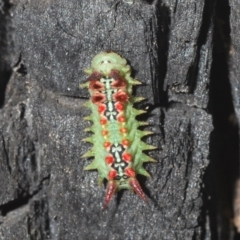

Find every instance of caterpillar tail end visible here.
[129,178,147,202]
[103,181,117,209]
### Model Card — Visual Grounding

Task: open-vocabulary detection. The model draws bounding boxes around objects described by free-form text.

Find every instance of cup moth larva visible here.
[80,52,156,208]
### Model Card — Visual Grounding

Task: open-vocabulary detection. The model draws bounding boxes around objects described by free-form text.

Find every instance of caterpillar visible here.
[80,52,156,208]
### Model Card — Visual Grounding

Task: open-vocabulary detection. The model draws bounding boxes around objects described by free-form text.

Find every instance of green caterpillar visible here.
[81,52,156,207]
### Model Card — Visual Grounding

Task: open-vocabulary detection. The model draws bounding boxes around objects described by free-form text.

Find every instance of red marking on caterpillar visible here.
[109,69,127,88]
[100,118,107,125]
[102,130,108,136]
[122,139,130,147]
[105,155,114,165]
[87,71,102,82]
[120,127,127,134]
[109,170,117,180]
[115,102,124,111]
[122,152,133,162]
[98,104,106,113]
[125,168,136,177]
[89,80,105,91]
[91,93,106,104]
[104,142,111,148]
[113,91,129,103]
[117,116,125,123]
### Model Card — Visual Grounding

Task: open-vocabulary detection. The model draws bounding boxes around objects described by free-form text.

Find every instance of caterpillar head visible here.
[87,52,131,76]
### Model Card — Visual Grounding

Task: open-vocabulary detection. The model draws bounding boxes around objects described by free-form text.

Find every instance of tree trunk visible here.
[0,0,238,239]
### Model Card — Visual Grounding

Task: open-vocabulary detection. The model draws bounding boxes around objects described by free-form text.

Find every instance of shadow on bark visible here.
[203,0,240,239]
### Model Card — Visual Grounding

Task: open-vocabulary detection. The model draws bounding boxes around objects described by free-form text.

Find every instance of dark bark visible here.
[0,0,237,239]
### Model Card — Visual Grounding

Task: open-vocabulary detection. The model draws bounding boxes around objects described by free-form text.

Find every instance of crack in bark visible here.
[0,175,50,217]
[1,134,11,174]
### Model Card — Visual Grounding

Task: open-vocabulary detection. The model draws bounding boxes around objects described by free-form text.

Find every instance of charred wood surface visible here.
[0,0,237,239]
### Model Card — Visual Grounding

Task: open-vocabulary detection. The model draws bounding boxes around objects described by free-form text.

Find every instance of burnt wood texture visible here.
[0,0,238,239]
